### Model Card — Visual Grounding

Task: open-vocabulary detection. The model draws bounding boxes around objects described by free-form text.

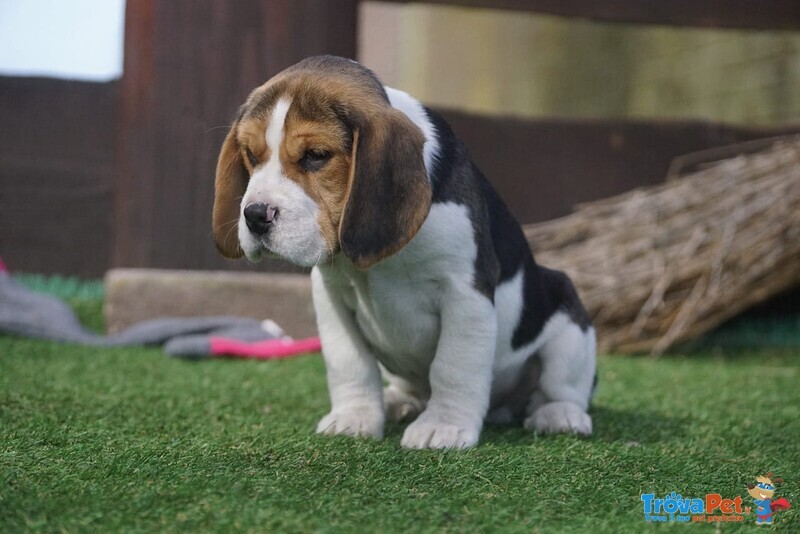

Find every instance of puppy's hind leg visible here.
[382,371,427,423]
[524,318,596,436]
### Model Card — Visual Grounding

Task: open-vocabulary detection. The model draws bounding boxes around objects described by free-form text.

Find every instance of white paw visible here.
[401,411,480,450]
[383,386,425,423]
[524,401,592,436]
[316,408,384,439]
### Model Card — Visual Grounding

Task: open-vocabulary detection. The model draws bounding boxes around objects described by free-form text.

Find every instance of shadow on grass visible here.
[590,406,688,444]
[383,405,688,448]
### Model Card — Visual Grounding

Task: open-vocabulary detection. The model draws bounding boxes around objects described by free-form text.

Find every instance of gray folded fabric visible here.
[0,269,277,353]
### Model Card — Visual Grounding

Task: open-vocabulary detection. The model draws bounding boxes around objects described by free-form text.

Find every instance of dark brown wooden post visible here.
[114,0,358,270]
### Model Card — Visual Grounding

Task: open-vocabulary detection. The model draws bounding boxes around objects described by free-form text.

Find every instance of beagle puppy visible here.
[213,56,596,449]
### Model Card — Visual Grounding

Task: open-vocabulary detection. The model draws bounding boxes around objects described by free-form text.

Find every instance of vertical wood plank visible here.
[0,78,117,277]
[114,0,358,270]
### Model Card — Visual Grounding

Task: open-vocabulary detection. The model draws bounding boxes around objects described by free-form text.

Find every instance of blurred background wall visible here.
[360,2,800,124]
[1,0,799,277]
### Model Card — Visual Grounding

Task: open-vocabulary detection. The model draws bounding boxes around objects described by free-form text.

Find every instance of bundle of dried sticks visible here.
[524,136,800,354]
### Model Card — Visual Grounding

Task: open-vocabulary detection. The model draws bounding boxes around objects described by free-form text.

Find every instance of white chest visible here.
[320,202,486,386]
[338,257,442,379]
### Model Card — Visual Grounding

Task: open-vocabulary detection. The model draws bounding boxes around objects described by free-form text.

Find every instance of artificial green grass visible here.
[13,274,105,302]
[2,292,799,532]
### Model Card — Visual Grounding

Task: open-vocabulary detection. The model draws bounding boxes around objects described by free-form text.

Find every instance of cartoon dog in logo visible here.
[747,473,790,525]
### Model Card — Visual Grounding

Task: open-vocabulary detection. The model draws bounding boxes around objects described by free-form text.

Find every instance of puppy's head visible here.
[212,56,432,269]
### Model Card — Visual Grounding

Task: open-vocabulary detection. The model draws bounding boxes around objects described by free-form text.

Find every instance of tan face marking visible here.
[236,118,268,173]
[234,91,353,255]
[215,60,431,268]
[235,97,325,266]
[281,115,352,251]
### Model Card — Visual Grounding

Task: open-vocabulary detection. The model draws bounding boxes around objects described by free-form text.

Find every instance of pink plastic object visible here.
[210,336,322,359]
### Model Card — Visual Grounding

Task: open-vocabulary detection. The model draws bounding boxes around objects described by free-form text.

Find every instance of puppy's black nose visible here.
[244,202,278,235]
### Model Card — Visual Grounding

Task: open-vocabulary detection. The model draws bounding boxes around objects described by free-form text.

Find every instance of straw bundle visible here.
[524,136,800,354]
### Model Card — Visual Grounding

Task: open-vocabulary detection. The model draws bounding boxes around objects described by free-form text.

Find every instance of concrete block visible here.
[104,269,316,338]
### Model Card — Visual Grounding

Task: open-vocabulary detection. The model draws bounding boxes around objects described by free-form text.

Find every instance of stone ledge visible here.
[104,269,316,338]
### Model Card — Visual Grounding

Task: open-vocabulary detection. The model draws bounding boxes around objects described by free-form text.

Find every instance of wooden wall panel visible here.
[438,111,800,224]
[0,77,118,277]
[375,0,800,31]
[114,0,359,273]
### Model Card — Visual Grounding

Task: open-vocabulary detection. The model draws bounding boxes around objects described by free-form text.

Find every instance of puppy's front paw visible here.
[401,411,480,450]
[524,401,592,436]
[316,408,384,439]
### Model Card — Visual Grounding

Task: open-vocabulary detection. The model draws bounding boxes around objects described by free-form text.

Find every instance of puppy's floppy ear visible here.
[212,124,247,258]
[339,108,432,268]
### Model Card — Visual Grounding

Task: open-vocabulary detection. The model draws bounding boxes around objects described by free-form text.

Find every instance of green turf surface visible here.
[2,290,799,532]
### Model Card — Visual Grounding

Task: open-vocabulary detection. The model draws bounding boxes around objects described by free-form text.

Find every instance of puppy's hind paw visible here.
[524,401,592,436]
[383,386,425,423]
[316,408,384,439]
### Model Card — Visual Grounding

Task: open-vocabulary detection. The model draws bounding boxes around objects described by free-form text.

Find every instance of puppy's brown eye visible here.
[246,148,259,167]
[299,149,331,172]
